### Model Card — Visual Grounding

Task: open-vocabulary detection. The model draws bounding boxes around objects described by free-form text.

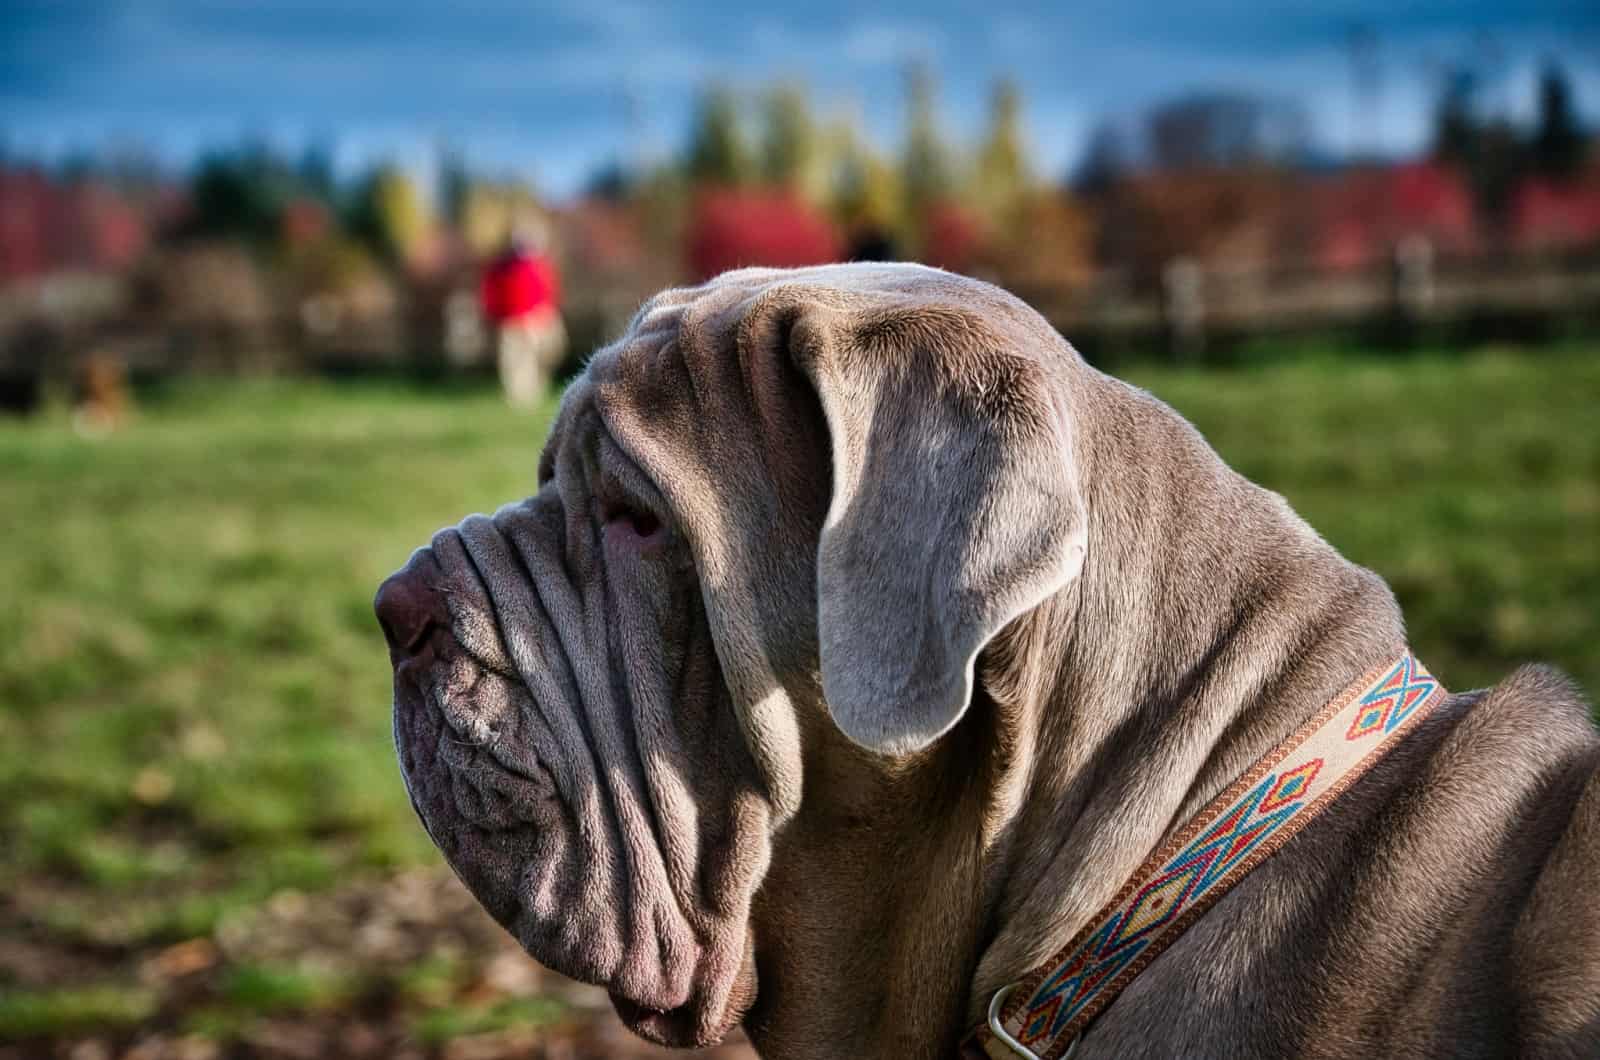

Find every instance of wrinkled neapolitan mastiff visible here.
[376,264,1600,1059]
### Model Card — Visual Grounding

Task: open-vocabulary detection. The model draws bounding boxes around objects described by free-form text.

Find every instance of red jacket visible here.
[480,251,561,322]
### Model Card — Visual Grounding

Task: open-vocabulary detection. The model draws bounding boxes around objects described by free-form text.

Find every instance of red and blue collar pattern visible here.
[974,650,1447,1060]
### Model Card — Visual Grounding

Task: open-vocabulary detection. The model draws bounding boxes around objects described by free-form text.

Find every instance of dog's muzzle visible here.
[376,511,763,1048]
[377,537,561,914]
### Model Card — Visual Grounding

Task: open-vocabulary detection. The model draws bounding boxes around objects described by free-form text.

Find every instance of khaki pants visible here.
[497,313,567,408]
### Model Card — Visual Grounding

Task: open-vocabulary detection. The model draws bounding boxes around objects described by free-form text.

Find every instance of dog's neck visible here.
[963,369,1406,1021]
[743,368,1405,1058]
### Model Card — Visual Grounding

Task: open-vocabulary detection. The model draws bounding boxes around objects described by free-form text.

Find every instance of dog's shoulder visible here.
[1457,665,1600,1056]
[1428,663,1599,892]
[1475,662,1596,732]
[1434,662,1597,778]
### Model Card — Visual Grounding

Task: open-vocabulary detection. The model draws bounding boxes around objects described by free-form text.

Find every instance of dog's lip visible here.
[607,929,759,1049]
[607,990,679,1020]
[608,991,746,1050]
[608,994,689,1043]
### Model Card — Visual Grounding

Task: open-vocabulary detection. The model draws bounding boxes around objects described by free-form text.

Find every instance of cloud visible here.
[841,19,944,67]
[541,41,711,90]
[987,16,1048,59]
[5,0,1600,200]
[538,0,660,40]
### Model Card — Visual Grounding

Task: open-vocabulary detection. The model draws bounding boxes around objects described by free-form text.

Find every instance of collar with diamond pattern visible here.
[968,648,1447,1060]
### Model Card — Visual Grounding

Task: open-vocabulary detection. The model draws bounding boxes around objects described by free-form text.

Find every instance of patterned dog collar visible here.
[973,649,1447,1060]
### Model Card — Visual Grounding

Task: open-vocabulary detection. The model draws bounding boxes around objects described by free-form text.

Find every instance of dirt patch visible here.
[0,869,757,1059]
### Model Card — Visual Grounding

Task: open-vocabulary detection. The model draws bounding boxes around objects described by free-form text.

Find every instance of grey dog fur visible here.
[385,263,1600,1059]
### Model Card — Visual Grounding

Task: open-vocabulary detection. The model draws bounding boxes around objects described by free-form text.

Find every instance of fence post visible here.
[1393,234,1435,323]
[1163,256,1206,360]
[443,289,487,367]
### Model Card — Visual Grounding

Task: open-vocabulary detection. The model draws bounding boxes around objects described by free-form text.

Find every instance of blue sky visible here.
[4,1,1598,199]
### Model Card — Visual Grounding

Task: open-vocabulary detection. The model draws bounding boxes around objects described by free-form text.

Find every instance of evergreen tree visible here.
[760,83,821,195]
[296,142,336,204]
[973,78,1032,229]
[1431,68,1478,165]
[189,145,298,244]
[583,161,634,203]
[436,142,471,224]
[901,62,951,217]
[347,166,430,264]
[686,85,751,187]
[1532,63,1585,178]
[1427,64,1527,229]
[1073,122,1127,195]
[830,118,902,234]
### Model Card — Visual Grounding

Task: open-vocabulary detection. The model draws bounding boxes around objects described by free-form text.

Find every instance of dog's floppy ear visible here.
[784,297,1087,755]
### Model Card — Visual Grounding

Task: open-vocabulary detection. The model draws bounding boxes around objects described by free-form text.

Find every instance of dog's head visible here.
[377,264,1087,1046]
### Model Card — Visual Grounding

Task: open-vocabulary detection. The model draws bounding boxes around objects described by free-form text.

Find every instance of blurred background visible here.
[2,2,1597,1058]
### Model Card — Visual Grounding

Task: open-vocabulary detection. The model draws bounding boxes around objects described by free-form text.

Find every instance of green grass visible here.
[410,997,568,1044]
[1,381,553,918]
[0,347,1595,1039]
[219,962,356,1013]
[0,985,159,1038]
[0,378,563,1041]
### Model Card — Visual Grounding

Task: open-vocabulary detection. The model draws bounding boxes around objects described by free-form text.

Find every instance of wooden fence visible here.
[4,245,1599,409]
[1011,244,1600,359]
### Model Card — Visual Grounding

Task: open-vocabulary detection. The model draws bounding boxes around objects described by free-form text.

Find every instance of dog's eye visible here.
[600,499,663,542]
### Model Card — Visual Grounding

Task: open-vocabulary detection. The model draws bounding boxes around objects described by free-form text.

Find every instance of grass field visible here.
[1,346,1596,1055]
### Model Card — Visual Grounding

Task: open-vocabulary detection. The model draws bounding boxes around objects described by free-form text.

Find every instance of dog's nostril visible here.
[374,563,445,659]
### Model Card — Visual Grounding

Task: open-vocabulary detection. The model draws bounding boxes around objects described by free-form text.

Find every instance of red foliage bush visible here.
[919,200,986,274]
[1510,172,1600,253]
[686,188,842,281]
[0,167,151,282]
[1315,162,1477,269]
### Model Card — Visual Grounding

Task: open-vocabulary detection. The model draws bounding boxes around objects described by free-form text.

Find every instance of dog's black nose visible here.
[375,552,447,661]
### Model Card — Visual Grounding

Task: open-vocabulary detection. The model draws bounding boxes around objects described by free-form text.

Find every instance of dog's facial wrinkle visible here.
[551,443,704,1000]
[483,414,718,1010]
[457,512,613,812]
[441,528,518,679]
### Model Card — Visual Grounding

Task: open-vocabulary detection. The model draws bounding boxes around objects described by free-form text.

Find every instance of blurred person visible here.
[479,222,565,408]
